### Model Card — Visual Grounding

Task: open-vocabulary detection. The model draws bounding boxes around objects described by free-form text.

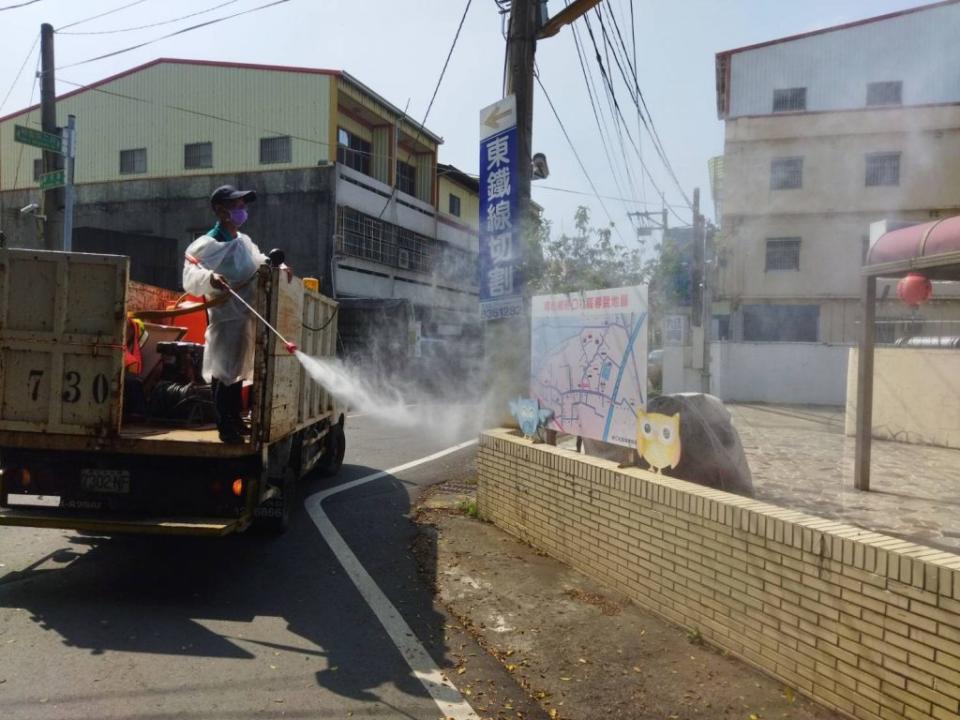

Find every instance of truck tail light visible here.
[231,479,244,497]
[20,468,32,488]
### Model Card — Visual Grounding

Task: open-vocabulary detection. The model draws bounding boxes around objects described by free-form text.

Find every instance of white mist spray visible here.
[295,350,486,445]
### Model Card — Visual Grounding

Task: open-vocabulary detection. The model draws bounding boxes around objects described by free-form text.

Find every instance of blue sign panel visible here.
[479,124,524,320]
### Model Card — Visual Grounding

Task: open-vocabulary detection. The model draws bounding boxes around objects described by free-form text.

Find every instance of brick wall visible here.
[478,429,960,720]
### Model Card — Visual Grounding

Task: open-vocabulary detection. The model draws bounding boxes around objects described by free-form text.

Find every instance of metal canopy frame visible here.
[853,251,960,490]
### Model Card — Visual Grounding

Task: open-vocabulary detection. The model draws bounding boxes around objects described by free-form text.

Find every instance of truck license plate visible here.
[81,469,130,494]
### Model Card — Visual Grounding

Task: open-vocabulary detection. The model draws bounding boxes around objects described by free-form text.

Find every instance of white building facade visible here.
[703,1,960,403]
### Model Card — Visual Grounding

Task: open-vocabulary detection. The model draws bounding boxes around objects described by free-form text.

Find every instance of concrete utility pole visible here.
[63,114,76,251]
[505,0,538,238]
[40,23,63,251]
[485,0,604,427]
[690,188,712,393]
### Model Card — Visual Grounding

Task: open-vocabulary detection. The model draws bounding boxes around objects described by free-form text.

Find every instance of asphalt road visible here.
[0,412,539,720]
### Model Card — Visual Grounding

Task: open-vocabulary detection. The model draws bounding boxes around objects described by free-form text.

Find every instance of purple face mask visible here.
[229,207,248,227]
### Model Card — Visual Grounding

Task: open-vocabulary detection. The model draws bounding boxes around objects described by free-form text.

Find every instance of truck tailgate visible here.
[0,249,127,437]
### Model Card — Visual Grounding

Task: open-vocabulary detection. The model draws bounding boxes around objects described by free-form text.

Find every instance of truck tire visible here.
[318,416,345,477]
[256,468,297,534]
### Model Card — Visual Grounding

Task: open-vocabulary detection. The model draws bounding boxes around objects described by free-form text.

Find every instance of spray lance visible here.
[185,252,299,354]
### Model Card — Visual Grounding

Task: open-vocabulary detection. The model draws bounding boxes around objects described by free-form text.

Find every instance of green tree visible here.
[525,206,654,294]
[524,206,687,348]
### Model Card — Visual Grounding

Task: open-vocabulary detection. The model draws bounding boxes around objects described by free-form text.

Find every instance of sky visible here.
[0,0,932,247]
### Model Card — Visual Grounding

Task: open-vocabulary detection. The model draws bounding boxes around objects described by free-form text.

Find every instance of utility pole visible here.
[63,114,76,251]
[505,0,538,239]
[484,0,603,428]
[40,23,63,251]
[690,188,711,393]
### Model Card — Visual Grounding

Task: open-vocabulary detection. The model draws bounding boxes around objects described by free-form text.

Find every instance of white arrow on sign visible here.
[479,95,517,141]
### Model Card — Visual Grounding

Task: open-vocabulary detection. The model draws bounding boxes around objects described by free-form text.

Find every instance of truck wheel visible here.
[257,469,297,534]
[319,417,345,477]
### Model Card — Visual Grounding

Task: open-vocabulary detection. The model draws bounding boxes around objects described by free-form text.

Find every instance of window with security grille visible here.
[119,148,147,175]
[865,152,900,186]
[772,87,806,112]
[33,158,42,181]
[448,193,461,217]
[184,142,212,169]
[770,157,803,190]
[396,161,416,196]
[259,136,291,165]
[336,127,371,175]
[765,238,801,271]
[866,81,902,107]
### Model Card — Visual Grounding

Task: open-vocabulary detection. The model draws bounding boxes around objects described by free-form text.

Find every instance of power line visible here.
[0,0,41,10]
[0,32,39,116]
[580,11,689,225]
[56,0,148,31]
[596,1,691,207]
[56,0,290,70]
[534,183,689,210]
[377,0,472,219]
[534,70,627,244]
[580,12,668,207]
[569,21,634,222]
[57,0,241,35]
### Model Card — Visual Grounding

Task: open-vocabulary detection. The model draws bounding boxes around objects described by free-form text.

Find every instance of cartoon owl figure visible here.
[509,397,553,442]
[637,411,682,473]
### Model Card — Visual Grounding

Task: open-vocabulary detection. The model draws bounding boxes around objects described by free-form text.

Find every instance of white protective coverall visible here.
[182,230,268,384]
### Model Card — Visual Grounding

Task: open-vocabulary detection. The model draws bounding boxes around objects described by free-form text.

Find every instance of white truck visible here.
[0,249,344,535]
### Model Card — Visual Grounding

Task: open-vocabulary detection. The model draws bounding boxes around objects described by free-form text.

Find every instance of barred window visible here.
[184,141,212,169]
[865,152,900,187]
[448,193,461,217]
[259,136,291,165]
[336,205,436,275]
[396,161,416,196]
[772,87,806,113]
[770,157,803,190]
[765,238,800,271]
[336,127,372,176]
[119,148,147,175]
[866,81,902,107]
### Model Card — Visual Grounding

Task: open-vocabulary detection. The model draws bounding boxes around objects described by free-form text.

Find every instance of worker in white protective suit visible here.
[182,185,272,444]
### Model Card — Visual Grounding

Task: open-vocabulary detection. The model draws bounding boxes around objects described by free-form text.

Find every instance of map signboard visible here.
[531,285,648,448]
[478,95,523,320]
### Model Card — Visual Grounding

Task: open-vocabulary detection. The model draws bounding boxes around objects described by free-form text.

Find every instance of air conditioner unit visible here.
[398,249,410,269]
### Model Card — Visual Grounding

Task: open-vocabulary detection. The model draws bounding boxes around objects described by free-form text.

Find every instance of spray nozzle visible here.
[285,342,298,354]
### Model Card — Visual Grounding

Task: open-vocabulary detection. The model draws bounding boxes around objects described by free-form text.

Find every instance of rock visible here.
[645,393,754,496]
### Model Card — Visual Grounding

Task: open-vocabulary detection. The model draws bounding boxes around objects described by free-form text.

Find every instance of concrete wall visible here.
[726,2,960,117]
[479,429,960,720]
[662,346,703,395]
[845,347,960,449]
[710,342,850,405]
[0,167,338,292]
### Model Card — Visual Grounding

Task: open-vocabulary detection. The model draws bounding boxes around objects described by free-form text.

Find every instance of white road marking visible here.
[305,439,480,720]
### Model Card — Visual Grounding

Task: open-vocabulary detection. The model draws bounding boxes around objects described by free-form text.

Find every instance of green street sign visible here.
[38,169,65,190]
[14,124,62,154]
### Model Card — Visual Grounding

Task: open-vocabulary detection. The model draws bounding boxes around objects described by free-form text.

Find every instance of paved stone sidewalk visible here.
[729,404,960,553]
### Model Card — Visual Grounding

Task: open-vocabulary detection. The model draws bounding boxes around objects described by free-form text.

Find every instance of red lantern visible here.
[897,272,932,307]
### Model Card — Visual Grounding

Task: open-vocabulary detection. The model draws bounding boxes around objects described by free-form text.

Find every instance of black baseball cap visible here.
[210,184,257,208]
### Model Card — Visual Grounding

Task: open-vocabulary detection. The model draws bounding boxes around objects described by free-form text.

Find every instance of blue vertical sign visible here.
[479,95,524,321]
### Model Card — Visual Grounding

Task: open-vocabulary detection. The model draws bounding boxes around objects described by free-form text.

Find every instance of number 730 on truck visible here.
[0,249,345,535]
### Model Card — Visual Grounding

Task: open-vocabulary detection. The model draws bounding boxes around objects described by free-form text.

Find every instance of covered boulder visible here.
[642,393,753,497]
